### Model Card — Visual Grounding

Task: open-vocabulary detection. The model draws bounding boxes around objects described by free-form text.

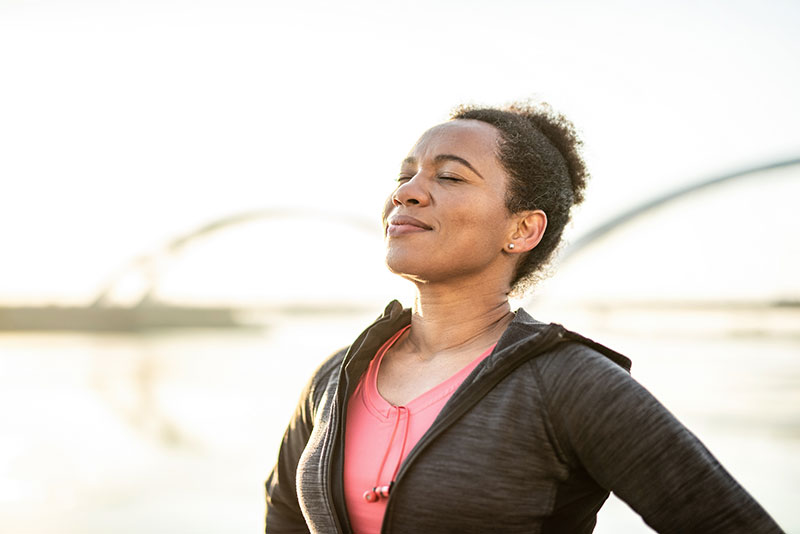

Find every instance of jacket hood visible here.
[353,300,631,374]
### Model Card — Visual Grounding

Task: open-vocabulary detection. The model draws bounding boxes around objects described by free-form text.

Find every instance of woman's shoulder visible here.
[306,346,348,399]
[508,308,632,375]
[536,333,632,380]
[530,337,635,406]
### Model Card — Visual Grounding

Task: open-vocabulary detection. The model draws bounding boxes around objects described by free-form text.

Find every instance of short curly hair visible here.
[450,101,589,294]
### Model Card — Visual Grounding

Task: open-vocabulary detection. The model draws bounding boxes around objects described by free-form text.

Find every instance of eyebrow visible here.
[401,154,485,180]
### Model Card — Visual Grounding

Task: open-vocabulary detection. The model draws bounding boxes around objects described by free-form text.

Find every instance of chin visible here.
[384,250,431,283]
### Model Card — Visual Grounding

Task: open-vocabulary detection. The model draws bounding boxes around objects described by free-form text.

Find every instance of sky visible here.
[1,0,799,305]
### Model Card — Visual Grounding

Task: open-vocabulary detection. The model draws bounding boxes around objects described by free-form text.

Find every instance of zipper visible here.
[379,325,568,533]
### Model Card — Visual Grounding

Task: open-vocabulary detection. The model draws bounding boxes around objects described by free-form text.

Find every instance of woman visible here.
[264,103,784,533]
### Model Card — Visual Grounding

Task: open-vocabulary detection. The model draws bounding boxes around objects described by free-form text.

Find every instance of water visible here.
[0,312,797,533]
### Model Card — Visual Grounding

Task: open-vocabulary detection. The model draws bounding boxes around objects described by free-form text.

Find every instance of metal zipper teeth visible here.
[326,310,402,534]
[380,326,567,533]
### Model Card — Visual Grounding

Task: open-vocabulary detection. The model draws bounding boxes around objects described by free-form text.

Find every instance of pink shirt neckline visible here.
[361,325,496,418]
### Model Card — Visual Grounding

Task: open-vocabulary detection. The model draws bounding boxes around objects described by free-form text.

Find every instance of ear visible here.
[506,210,547,254]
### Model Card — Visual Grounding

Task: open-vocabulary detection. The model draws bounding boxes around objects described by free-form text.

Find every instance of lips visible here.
[386,214,432,236]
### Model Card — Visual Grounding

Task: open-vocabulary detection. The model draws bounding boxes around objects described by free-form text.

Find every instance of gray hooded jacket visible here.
[265,301,784,533]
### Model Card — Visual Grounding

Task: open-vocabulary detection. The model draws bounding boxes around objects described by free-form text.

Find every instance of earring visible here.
[508,243,515,250]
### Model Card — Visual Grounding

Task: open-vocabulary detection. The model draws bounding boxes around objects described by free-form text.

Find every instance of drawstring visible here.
[391,407,409,481]
[373,408,403,488]
[363,406,409,503]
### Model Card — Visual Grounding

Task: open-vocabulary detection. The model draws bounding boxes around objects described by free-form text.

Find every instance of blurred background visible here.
[1,0,798,532]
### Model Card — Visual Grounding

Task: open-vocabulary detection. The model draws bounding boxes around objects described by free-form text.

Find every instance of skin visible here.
[378,119,547,405]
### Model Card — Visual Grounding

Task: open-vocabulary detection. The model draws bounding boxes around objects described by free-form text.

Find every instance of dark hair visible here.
[450,101,589,294]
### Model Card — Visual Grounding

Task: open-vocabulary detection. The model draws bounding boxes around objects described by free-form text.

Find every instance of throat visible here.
[404,308,513,360]
[377,336,499,406]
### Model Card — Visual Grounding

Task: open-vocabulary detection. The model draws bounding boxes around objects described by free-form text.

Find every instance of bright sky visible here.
[1,0,799,305]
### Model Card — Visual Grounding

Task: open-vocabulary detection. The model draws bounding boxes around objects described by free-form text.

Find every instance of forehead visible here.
[407,119,501,161]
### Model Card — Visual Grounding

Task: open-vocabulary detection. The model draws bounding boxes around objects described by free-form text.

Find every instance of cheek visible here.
[444,201,509,243]
[381,196,394,227]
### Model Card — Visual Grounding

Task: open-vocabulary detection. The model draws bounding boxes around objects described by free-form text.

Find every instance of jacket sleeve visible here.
[264,378,315,533]
[265,348,347,534]
[536,343,785,534]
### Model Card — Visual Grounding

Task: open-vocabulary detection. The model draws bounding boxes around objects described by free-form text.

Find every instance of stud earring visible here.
[508,243,515,250]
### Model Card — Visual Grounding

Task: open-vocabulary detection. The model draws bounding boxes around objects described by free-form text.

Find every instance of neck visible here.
[403,276,513,359]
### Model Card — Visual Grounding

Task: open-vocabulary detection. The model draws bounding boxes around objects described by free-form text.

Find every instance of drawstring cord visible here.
[363,406,409,503]
[391,406,409,481]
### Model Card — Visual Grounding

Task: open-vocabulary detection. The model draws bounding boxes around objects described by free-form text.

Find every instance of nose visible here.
[392,175,430,207]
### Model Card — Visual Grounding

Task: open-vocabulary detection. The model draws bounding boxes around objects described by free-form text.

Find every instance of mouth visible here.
[386,215,432,236]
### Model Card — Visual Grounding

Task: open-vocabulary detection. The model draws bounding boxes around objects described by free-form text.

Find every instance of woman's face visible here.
[382,119,517,286]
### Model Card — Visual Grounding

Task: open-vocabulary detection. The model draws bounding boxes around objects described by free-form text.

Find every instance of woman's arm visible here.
[536,343,785,534]
[264,381,315,534]
[264,348,347,534]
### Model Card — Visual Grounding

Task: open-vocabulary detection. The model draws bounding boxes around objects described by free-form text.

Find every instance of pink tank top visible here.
[343,326,496,533]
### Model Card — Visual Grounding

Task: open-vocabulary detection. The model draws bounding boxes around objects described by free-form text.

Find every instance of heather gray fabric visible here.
[265,301,784,533]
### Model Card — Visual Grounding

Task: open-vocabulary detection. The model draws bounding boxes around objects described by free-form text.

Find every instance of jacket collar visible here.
[352,300,631,371]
